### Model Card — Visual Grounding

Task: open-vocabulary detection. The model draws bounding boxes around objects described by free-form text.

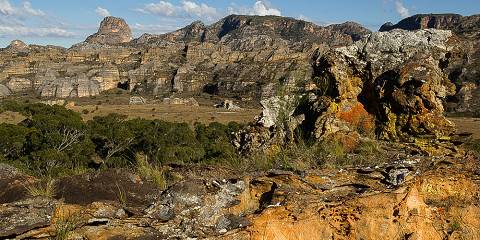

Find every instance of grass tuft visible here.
[136,155,167,190]
[25,179,56,198]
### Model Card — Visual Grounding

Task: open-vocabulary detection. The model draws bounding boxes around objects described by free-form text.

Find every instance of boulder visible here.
[163,97,199,107]
[6,77,32,93]
[309,29,456,140]
[216,100,241,110]
[129,96,147,105]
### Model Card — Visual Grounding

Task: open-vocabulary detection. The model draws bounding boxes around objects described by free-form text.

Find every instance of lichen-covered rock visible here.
[310,29,456,140]
[0,198,57,238]
[0,84,12,97]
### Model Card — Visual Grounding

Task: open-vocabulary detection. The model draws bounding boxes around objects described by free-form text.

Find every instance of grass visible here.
[25,178,56,198]
[464,138,480,156]
[66,103,260,125]
[115,182,127,208]
[54,209,82,240]
[233,138,385,172]
[136,155,167,190]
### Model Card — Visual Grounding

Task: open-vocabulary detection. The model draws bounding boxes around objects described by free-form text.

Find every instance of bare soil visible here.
[449,117,480,139]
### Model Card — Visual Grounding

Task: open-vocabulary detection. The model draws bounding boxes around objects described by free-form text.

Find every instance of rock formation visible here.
[1,151,479,239]
[84,16,133,45]
[0,15,370,100]
[380,14,480,114]
[235,29,461,152]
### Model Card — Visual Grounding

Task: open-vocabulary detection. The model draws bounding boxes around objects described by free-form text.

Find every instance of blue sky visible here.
[0,0,479,47]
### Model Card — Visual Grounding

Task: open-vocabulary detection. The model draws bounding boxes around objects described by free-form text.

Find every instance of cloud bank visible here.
[395,0,410,18]
[95,7,111,18]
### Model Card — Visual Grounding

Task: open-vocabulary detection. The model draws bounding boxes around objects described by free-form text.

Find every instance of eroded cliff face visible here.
[0,15,370,100]
[84,16,133,45]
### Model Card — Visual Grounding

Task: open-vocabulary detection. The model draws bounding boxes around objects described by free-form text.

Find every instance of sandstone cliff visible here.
[0,15,371,101]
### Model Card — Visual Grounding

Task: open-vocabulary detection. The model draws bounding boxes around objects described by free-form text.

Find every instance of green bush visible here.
[0,123,31,160]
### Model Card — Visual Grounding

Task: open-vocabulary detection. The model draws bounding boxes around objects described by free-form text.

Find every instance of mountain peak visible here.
[85,16,132,45]
[6,40,29,52]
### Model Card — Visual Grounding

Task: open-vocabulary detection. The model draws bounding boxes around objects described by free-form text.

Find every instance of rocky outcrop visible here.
[235,29,459,151]
[1,150,479,239]
[6,40,29,52]
[310,29,456,140]
[380,14,480,114]
[84,16,133,45]
[379,14,464,32]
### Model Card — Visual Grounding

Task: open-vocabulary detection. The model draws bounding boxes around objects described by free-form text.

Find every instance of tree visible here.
[129,119,204,164]
[0,123,31,160]
[88,114,136,166]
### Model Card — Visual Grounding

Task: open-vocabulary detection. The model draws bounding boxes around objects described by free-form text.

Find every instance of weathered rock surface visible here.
[236,29,459,151]
[84,16,133,45]
[1,151,479,239]
[0,15,369,100]
[380,14,480,114]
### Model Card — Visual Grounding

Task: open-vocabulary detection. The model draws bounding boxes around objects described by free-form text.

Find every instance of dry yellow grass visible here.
[449,117,480,139]
[0,111,27,124]
[68,103,261,124]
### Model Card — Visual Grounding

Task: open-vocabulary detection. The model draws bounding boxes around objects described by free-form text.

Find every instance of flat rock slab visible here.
[0,197,56,238]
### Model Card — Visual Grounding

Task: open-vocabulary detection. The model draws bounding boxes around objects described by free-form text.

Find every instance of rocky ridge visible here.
[0,15,369,101]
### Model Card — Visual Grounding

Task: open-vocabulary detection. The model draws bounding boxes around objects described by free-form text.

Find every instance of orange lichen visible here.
[337,103,375,135]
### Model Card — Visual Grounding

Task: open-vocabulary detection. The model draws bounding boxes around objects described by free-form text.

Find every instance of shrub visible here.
[88,114,136,167]
[129,119,204,164]
[0,123,31,160]
[195,122,239,162]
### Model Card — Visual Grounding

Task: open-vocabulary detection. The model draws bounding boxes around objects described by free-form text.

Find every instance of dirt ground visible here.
[449,117,480,139]
[67,103,261,124]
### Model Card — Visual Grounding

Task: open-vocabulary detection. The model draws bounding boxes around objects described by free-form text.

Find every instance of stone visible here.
[385,168,412,187]
[129,96,147,105]
[6,40,29,52]
[6,77,32,93]
[85,16,132,45]
[0,197,57,238]
[0,84,11,97]
[216,100,241,110]
[257,96,298,128]
[162,97,199,107]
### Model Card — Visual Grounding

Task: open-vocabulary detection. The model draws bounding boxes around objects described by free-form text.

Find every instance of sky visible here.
[0,0,479,48]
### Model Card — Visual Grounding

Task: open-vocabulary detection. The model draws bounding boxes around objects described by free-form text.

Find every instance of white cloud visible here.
[0,0,74,39]
[298,14,310,22]
[95,7,110,18]
[0,0,45,17]
[395,0,410,18]
[140,1,176,16]
[0,0,15,15]
[22,1,45,17]
[181,1,216,18]
[227,1,281,17]
[138,1,218,20]
[252,1,281,16]
[0,25,75,38]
